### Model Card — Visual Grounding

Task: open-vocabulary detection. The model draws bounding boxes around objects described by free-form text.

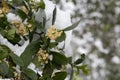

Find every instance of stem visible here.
[70,64,74,80]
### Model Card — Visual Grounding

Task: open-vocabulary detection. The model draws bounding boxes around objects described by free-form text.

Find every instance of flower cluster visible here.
[0,1,10,17]
[37,48,49,64]
[0,9,4,18]
[21,6,28,14]
[46,25,63,40]
[13,71,21,80]
[11,20,27,35]
[1,1,10,14]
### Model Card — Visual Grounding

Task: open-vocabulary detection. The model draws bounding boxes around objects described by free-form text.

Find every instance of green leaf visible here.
[76,64,89,75]
[82,67,89,75]
[0,28,5,36]
[63,20,80,31]
[0,15,9,29]
[0,51,8,60]
[22,72,31,80]
[43,17,46,27]
[22,68,38,80]
[28,16,37,42]
[52,62,62,69]
[6,67,15,78]
[52,7,57,25]
[0,61,9,76]
[67,57,72,64]
[74,54,85,65]
[74,58,83,65]
[43,38,50,49]
[56,31,66,42]
[20,40,40,67]
[0,45,11,60]
[52,72,67,80]
[12,0,24,6]
[72,0,77,4]
[42,62,53,77]
[15,9,27,21]
[32,55,41,68]
[6,28,16,40]
[39,0,45,9]
[4,29,21,45]
[7,33,21,45]
[50,51,68,65]
[9,53,24,67]
[49,42,58,48]
[29,25,37,42]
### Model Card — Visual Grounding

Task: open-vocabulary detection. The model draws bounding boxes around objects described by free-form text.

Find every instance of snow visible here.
[89,54,106,68]
[111,56,120,64]
[58,0,75,15]
[7,13,22,22]
[114,25,120,33]
[94,38,109,54]
[0,79,11,80]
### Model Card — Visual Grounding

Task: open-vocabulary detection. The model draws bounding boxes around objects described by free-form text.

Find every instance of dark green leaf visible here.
[32,55,41,68]
[56,31,66,42]
[8,33,21,45]
[52,62,62,69]
[43,62,53,77]
[52,72,67,80]
[0,51,8,60]
[22,72,31,80]
[9,53,24,67]
[6,67,15,78]
[49,42,58,48]
[74,58,84,65]
[15,9,27,21]
[43,17,46,27]
[81,54,85,58]
[40,75,53,80]
[29,27,36,42]
[12,0,23,6]
[6,28,16,40]
[39,0,45,9]
[22,68,38,80]
[43,38,50,49]
[0,61,9,76]
[28,17,37,42]
[74,54,85,65]
[0,15,9,29]
[50,51,68,65]
[4,30,21,45]
[0,45,11,60]
[67,57,72,64]
[20,40,40,67]
[72,0,77,4]
[63,20,80,31]
[0,28,6,37]
[52,7,57,25]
